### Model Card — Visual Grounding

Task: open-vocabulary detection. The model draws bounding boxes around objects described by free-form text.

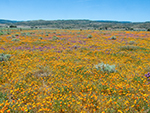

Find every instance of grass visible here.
[0,29,150,112]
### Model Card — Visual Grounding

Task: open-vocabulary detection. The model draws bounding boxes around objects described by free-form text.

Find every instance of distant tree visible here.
[128,27,134,31]
[99,28,102,30]
[130,28,134,30]
[9,25,17,28]
[147,29,150,31]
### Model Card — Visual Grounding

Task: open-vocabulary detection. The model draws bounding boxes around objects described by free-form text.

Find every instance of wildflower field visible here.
[0,29,150,113]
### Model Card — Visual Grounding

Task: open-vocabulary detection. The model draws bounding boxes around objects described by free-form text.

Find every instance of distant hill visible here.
[0,19,20,24]
[95,20,131,23]
[0,19,150,30]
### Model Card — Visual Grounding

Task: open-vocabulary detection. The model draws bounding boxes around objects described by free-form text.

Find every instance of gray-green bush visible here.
[11,35,16,38]
[120,45,139,51]
[38,37,43,39]
[110,36,116,40]
[0,32,4,36]
[0,53,11,62]
[87,34,92,38]
[12,38,20,41]
[95,62,116,73]
[15,34,19,36]
[129,41,136,45]
[52,36,59,40]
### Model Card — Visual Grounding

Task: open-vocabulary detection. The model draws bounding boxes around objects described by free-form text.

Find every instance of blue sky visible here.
[0,0,150,22]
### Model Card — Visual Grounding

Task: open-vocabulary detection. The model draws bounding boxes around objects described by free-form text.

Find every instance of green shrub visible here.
[52,36,59,40]
[110,36,116,40]
[0,56,4,61]
[21,33,26,36]
[95,62,116,73]
[87,34,92,38]
[5,54,11,58]
[53,31,56,34]
[12,38,20,41]
[38,37,43,39]
[15,34,19,36]
[0,53,11,62]
[26,33,31,36]
[57,34,61,36]
[11,35,16,38]
[129,41,136,45]
[0,32,4,36]
[7,32,10,35]
[120,45,139,51]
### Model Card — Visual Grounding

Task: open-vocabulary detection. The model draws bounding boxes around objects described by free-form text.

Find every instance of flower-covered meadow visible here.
[0,29,150,112]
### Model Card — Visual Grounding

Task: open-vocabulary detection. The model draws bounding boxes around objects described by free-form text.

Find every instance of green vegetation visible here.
[120,45,139,51]
[38,37,43,39]
[1,19,150,30]
[95,62,116,73]
[52,36,59,40]
[0,53,11,62]
[12,38,20,41]
[87,34,92,38]
[0,92,7,103]
[110,36,116,40]
[129,41,136,45]
[0,32,4,36]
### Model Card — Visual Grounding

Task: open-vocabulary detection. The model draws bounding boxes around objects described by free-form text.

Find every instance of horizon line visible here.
[0,18,150,23]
